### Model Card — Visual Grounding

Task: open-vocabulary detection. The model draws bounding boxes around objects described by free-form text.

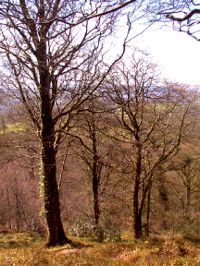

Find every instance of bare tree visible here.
[147,0,200,41]
[68,97,114,231]
[171,148,200,219]
[107,55,193,238]
[0,0,138,246]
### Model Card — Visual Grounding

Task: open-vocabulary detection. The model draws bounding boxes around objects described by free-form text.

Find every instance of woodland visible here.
[0,1,200,264]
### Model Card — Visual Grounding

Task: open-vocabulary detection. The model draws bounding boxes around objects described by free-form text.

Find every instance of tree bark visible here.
[92,166,100,228]
[89,116,101,229]
[133,211,142,239]
[40,116,70,246]
[133,141,143,239]
[145,185,151,237]
[186,178,191,219]
[38,25,69,246]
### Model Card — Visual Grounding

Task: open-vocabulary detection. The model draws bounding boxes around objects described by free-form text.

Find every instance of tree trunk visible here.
[186,178,191,219]
[93,173,100,228]
[37,23,70,246]
[145,185,151,237]
[92,150,101,229]
[133,141,143,239]
[90,117,101,229]
[40,119,70,246]
[133,210,142,239]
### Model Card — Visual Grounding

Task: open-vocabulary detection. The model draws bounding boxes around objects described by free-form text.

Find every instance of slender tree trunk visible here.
[145,185,151,237]
[6,188,12,230]
[91,154,102,241]
[133,141,143,239]
[92,169,100,228]
[90,117,101,229]
[186,178,191,219]
[92,147,100,229]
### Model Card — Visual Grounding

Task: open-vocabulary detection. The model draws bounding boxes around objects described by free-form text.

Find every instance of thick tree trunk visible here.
[40,120,70,246]
[37,22,70,246]
[133,211,142,239]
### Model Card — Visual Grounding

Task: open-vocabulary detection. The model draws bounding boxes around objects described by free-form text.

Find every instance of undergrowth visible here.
[0,232,200,265]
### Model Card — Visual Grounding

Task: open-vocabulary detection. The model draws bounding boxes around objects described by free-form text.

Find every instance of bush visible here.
[101,219,121,242]
[70,218,95,238]
[70,217,121,242]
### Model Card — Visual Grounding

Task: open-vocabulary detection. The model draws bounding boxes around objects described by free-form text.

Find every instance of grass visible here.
[0,122,28,135]
[6,122,27,132]
[0,232,200,265]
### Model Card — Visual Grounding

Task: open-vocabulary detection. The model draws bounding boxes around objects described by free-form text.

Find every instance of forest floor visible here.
[0,232,200,265]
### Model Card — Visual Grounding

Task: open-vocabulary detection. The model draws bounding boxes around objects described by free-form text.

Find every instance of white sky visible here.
[134,27,200,86]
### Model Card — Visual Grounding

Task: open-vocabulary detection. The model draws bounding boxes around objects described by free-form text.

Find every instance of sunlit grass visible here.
[0,122,27,135]
[0,232,200,265]
[6,122,27,132]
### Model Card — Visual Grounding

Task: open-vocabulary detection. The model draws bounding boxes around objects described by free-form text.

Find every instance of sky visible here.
[134,27,200,86]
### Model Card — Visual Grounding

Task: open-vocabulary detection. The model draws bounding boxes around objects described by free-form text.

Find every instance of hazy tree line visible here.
[0,0,199,246]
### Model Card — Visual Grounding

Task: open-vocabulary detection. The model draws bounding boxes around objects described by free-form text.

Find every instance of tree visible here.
[70,97,116,234]
[107,55,193,238]
[0,0,137,246]
[148,0,200,41]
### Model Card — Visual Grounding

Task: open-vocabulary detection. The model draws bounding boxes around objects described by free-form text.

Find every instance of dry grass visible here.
[0,232,200,265]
